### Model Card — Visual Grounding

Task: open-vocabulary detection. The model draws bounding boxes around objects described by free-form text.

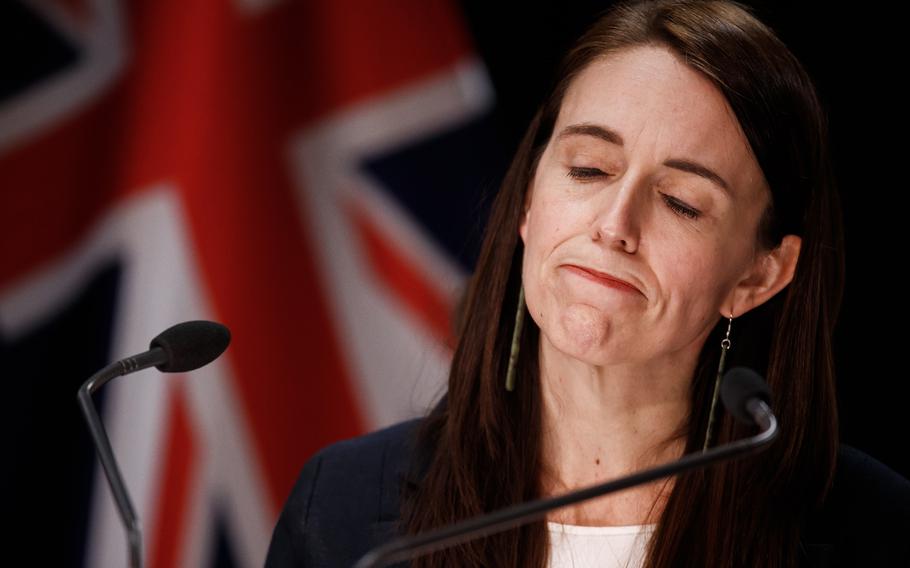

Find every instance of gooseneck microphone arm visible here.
[354,367,777,568]
[77,348,170,568]
[77,321,231,568]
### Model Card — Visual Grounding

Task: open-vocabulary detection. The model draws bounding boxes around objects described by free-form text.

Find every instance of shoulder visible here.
[305,416,424,484]
[265,417,425,568]
[802,444,910,567]
[832,444,910,515]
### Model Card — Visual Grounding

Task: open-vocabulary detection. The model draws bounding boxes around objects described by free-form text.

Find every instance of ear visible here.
[723,234,801,317]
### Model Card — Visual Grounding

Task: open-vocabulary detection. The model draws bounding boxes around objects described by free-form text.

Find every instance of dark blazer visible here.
[265,416,910,567]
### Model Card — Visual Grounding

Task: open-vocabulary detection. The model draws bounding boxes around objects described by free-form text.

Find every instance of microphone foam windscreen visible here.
[149,320,231,373]
[720,366,771,425]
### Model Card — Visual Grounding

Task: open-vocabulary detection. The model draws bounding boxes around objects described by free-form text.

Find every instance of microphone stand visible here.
[77,349,167,568]
[77,320,230,568]
[354,399,777,568]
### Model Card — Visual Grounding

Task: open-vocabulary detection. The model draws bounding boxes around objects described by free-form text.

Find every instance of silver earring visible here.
[702,311,733,451]
[505,286,526,392]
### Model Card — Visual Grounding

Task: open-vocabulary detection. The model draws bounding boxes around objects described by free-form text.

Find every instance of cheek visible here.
[520,212,559,324]
[521,204,590,330]
[523,195,579,256]
[659,243,734,316]
[520,247,547,331]
[521,205,574,308]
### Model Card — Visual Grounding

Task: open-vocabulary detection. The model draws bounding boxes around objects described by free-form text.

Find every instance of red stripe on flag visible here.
[347,199,454,347]
[270,0,475,120]
[0,101,127,286]
[148,385,196,568]
[127,0,475,510]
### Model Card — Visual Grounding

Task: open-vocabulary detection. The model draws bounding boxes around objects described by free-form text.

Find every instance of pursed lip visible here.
[561,264,645,297]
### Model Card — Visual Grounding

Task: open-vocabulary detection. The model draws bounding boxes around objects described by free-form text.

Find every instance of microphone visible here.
[354,366,777,568]
[77,320,231,568]
[721,366,773,430]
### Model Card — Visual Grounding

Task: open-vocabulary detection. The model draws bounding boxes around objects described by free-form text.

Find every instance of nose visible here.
[592,179,641,254]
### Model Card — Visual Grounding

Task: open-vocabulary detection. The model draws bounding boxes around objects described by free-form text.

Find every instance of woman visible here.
[266,1,910,566]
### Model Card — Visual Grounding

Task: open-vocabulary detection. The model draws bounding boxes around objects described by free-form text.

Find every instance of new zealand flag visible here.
[0,0,499,565]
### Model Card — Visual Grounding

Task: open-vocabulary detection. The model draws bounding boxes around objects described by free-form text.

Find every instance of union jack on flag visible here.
[0,0,498,565]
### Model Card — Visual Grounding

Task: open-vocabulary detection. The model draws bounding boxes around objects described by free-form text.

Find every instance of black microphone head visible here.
[720,366,772,425]
[149,320,231,373]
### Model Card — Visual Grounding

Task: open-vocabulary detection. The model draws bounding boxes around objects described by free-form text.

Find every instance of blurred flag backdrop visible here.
[0,0,499,566]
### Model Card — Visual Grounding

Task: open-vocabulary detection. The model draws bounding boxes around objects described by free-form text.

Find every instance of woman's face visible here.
[520,45,774,367]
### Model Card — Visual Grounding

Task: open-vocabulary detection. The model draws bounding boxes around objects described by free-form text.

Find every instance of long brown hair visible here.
[400,1,845,565]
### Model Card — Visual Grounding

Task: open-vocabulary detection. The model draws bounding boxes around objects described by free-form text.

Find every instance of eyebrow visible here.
[557,123,732,195]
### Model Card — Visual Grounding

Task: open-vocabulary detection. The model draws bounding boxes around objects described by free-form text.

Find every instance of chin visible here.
[545,323,612,365]
[556,304,611,347]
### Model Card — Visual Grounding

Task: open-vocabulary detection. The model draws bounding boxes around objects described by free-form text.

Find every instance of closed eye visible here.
[566,166,605,181]
[567,167,701,220]
[661,194,700,219]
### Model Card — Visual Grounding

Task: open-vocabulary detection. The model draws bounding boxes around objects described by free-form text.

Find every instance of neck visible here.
[538,335,698,524]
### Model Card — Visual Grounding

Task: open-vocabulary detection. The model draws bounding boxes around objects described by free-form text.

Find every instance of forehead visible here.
[555,45,765,200]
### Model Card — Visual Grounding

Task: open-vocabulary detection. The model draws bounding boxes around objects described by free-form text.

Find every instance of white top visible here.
[547,521,657,568]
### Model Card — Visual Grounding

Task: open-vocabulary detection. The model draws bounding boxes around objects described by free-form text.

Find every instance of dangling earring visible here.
[702,311,733,451]
[505,286,526,392]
